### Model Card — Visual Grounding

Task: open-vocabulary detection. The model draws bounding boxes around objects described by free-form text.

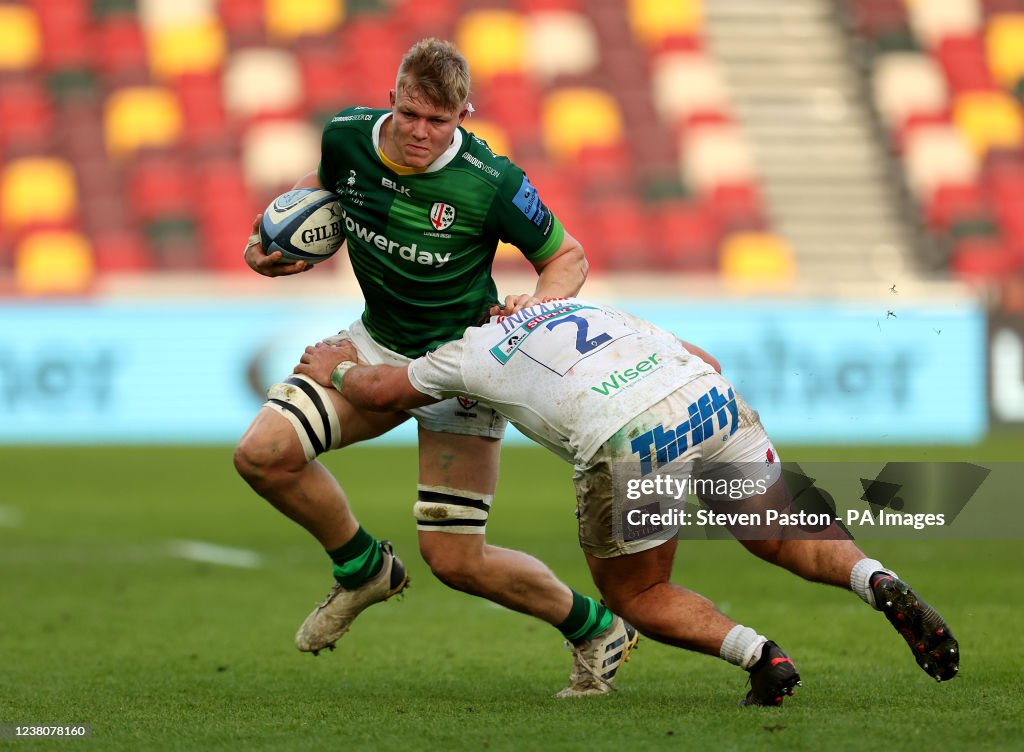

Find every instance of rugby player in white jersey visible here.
[294,298,960,705]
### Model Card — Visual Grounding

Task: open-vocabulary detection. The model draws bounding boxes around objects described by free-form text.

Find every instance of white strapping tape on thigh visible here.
[264,374,342,461]
[414,484,493,535]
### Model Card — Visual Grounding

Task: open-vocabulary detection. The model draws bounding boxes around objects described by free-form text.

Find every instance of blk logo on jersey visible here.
[430,202,456,231]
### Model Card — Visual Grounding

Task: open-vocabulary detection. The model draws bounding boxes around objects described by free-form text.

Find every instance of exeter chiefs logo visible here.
[429,202,456,231]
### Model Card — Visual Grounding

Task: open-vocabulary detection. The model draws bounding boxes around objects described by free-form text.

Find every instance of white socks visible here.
[720,625,767,669]
[850,557,897,609]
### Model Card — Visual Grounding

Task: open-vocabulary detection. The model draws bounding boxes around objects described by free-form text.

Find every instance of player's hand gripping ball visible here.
[259,188,344,264]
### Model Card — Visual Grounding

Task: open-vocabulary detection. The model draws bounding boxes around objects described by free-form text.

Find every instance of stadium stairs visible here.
[704,0,925,283]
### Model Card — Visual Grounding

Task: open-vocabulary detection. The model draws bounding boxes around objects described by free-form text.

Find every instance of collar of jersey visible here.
[372,112,463,174]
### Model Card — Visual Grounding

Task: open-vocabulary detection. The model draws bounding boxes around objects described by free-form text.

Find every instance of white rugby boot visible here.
[295,541,409,655]
[556,615,639,697]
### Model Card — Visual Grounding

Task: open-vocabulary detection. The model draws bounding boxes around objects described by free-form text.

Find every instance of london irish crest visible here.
[429,202,456,231]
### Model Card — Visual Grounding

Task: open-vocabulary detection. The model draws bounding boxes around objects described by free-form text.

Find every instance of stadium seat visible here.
[651,52,730,126]
[719,231,796,287]
[708,182,766,233]
[218,0,266,44]
[541,87,624,162]
[91,229,155,272]
[31,0,92,71]
[936,34,997,92]
[849,0,911,38]
[222,47,304,120]
[524,11,599,83]
[392,0,459,38]
[680,123,757,195]
[14,230,94,295]
[518,0,584,11]
[902,123,979,198]
[650,200,719,270]
[127,153,193,223]
[103,86,184,158]
[0,5,42,71]
[241,119,320,195]
[986,13,1024,89]
[585,195,652,270]
[952,90,1024,155]
[92,13,149,79]
[265,0,344,41]
[1,157,78,232]
[480,73,544,146]
[336,15,409,106]
[628,0,701,49]
[924,182,989,230]
[907,0,982,50]
[950,236,1018,279]
[0,79,55,155]
[872,52,949,130]
[137,0,215,30]
[147,18,226,79]
[172,72,229,149]
[455,10,527,82]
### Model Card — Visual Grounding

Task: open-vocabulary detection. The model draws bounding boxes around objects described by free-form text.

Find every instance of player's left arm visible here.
[294,342,438,412]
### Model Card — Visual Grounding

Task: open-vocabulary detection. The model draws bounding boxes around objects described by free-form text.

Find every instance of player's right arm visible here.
[242,169,324,277]
[294,341,440,412]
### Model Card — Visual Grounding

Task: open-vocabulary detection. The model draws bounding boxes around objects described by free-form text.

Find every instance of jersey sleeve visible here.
[488,164,565,264]
[407,339,470,400]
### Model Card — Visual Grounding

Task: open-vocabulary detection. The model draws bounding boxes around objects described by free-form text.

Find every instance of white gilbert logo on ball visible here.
[260,188,343,264]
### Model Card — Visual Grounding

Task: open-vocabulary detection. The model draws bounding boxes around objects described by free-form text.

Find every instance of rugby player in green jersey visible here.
[236,39,623,695]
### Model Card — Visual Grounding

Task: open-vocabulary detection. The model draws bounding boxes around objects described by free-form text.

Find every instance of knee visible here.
[233,428,304,488]
[419,538,481,593]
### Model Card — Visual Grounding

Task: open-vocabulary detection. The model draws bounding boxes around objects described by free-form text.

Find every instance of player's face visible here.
[387,87,467,168]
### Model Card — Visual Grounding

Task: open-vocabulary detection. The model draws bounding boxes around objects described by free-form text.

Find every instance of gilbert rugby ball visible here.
[259,188,343,264]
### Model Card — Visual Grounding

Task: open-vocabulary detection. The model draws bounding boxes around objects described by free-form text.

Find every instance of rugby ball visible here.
[259,188,344,264]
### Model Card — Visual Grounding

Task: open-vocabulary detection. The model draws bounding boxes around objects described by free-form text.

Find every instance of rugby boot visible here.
[740,641,801,707]
[556,616,639,697]
[871,572,959,681]
[295,541,409,655]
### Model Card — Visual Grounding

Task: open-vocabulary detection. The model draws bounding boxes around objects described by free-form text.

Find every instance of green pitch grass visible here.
[2,438,1022,751]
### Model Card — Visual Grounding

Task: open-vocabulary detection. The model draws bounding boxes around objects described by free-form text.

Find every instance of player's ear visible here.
[389,89,397,108]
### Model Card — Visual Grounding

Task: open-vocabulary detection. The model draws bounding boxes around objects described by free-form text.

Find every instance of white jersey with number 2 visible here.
[407,299,718,464]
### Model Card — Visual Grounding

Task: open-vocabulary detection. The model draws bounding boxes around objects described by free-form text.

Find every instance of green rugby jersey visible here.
[318,106,566,357]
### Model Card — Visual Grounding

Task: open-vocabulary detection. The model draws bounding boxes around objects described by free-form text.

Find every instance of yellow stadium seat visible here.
[242,119,321,193]
[953,91,1024,156]
[466,119,512,159]
[15,231,94,296]
[147,19,226,79]
[455,10,526,81]
[986,14,1024,90]
[719,232,796,288]
[628,0,701,48]
[265,0,344,41]
[223,48,303,119]
[651,52,729,124]
[0,5,41,70]
[680,124,755,194]
[524,11,599,83]
[541,87,624,162]
[1,158,78,232]
[104,86,184,158]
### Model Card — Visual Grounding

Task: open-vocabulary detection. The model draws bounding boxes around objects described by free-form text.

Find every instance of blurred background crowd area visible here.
[1,0,1024,304]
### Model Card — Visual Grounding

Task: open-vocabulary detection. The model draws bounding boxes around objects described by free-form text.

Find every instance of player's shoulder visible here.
[456,128,519,185]
[323,106,386,132]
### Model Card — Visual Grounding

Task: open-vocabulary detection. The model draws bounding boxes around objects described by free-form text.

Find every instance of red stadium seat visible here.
[92,229,154,272]
[925,182,989,230]
[127,153,193,223]
[0,78,55,155]
[650,200,720,270]
[393,0,460,38]
[92,14,148,80]
[950,236,1018,279]
[707,182,766,233]
[172,72,230,150]
[848,0,910,37]
[936,34,998,92]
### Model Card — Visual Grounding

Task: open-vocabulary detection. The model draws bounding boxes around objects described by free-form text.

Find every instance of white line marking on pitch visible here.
[168,540,263,569]
[0,506,23,527]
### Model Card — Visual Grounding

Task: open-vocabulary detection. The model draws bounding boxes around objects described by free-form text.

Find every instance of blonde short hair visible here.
[395,38,471,112]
